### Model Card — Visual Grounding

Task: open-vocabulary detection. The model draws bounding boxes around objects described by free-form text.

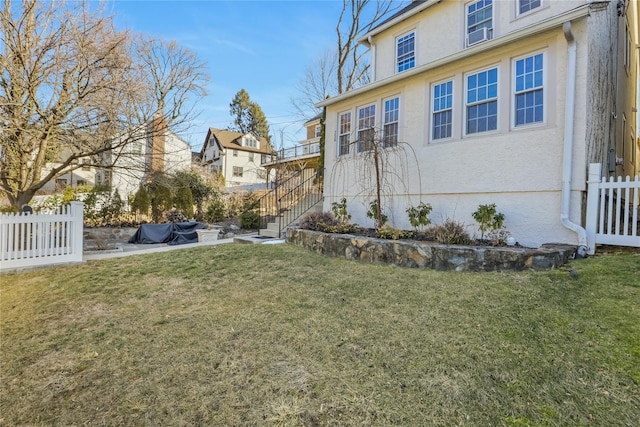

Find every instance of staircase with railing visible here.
[258,171,323,238]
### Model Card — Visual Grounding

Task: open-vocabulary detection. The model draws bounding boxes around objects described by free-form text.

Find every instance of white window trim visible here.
[337,111,352,157]
[511,51,546,129]
[383,95,400,147]
[430,79,455,143]
[463,65,500,137]
[357,103,377,153]
[465,0,494,47]
[396,30,416,73]
[516,0,543,18]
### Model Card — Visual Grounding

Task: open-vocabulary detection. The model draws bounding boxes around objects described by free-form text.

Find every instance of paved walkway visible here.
[83,233,285,261]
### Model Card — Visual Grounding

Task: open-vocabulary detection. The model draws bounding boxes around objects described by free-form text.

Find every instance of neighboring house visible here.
[96,120,192,200]
[200,128,274,190]
[317,0,639,249]
[262,113,323,178]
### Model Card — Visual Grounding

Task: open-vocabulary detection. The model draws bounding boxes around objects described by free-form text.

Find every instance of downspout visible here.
[368,36,376,82]
[561,21,589,257]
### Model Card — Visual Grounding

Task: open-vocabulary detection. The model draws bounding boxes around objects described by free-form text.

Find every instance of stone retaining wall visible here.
[286,229,576,272]
[83,226,138,250]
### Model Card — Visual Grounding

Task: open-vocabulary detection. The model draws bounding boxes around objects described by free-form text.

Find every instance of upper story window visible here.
[624,21,632,72]
[314,125,321,138]
[432,80,453,140]
[338,112,351,156]
[514,53,544,126]
[383,97,399,147]
[396,32,415,72]
[518,0,541,15]
[466,0,493,47]
[233,149,238,157]
[466,67,498,134]
[357,104,376,152]
[243,137,257,148]
[130,142,143,155]
[248,152,254,162]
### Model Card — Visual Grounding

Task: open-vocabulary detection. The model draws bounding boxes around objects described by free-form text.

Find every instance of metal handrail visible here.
[258,171,323,237]
[261,141,321,165]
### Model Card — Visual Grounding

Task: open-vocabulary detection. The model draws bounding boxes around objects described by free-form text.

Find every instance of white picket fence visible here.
[0,201,84,271]
[586,163,640,254]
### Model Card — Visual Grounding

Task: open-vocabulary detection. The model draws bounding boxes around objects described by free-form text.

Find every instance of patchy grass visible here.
[1,244,639,426]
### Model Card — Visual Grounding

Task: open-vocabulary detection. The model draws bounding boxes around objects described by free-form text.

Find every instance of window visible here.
[466,67,498,134]
[397,32,415,72]
[383,97,399,147]
[466,0,493,46]
[518,0,541,15]
[357,104,376,152]
[315,125,321,138]
[338,112,351,156]
[130,142,143,155]
[257,169,266,180]
[624,22,631,71]
[249,152,254,162]
[432,80,453,140]
[514,53,543,126]
[243,137,257,148]
[232,166,243,177]
[233,149,238,157]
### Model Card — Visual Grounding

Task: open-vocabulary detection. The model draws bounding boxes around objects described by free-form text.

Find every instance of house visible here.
[96,119,192,199]
[262,113,323,177]
[317,0,639,249]
[40,119,192,203]
[200,128,275,190]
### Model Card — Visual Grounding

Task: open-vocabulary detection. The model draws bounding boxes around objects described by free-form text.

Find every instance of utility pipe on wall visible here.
[561,21,589,257]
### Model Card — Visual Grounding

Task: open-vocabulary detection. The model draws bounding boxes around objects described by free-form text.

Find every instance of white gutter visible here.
[561,21,589,257]
[367,36,376,82]
[318,5,591,108]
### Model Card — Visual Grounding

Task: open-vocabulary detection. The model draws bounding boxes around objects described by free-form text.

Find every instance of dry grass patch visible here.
[1,244,639,426]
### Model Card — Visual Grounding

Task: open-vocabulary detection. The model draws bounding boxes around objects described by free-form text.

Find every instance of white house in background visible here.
[317,0,639,250]
[200,128,275,189]
[98,124,192,199]
[41,120,192,202]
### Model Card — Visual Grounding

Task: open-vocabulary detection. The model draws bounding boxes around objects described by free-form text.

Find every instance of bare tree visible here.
[0,0,209,209]
[292,0,400,122]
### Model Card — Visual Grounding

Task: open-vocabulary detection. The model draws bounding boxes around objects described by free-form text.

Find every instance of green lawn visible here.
[1,244,639,426]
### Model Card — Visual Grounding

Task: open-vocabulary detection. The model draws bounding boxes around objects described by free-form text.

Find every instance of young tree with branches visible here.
[0,0,209,209]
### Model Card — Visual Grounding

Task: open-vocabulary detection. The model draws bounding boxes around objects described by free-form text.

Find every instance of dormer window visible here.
[396,31,415,72]
[466,0,493,47]
[243,136,258,148]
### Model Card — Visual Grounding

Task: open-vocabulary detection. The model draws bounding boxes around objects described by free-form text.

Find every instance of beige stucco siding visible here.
[324,21,591,248]
[371,0,585,82]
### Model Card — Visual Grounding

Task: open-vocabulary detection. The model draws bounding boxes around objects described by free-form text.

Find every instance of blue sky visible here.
[109,0,343,151]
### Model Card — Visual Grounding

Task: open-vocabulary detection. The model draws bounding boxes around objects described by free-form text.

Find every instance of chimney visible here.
[150,115,166,173]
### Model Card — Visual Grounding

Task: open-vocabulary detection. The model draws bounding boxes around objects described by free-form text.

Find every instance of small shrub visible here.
[331,198,351,224]
[240,209,260,229]
[205,198,226,223]
[406,202,432,231]
[299,211,338,231]
[366,200,388,228]
[431,219,472,245]
[165,209,188,223]
[320,222,360,234]
[376,225,413,240]
[472,203,505,241]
